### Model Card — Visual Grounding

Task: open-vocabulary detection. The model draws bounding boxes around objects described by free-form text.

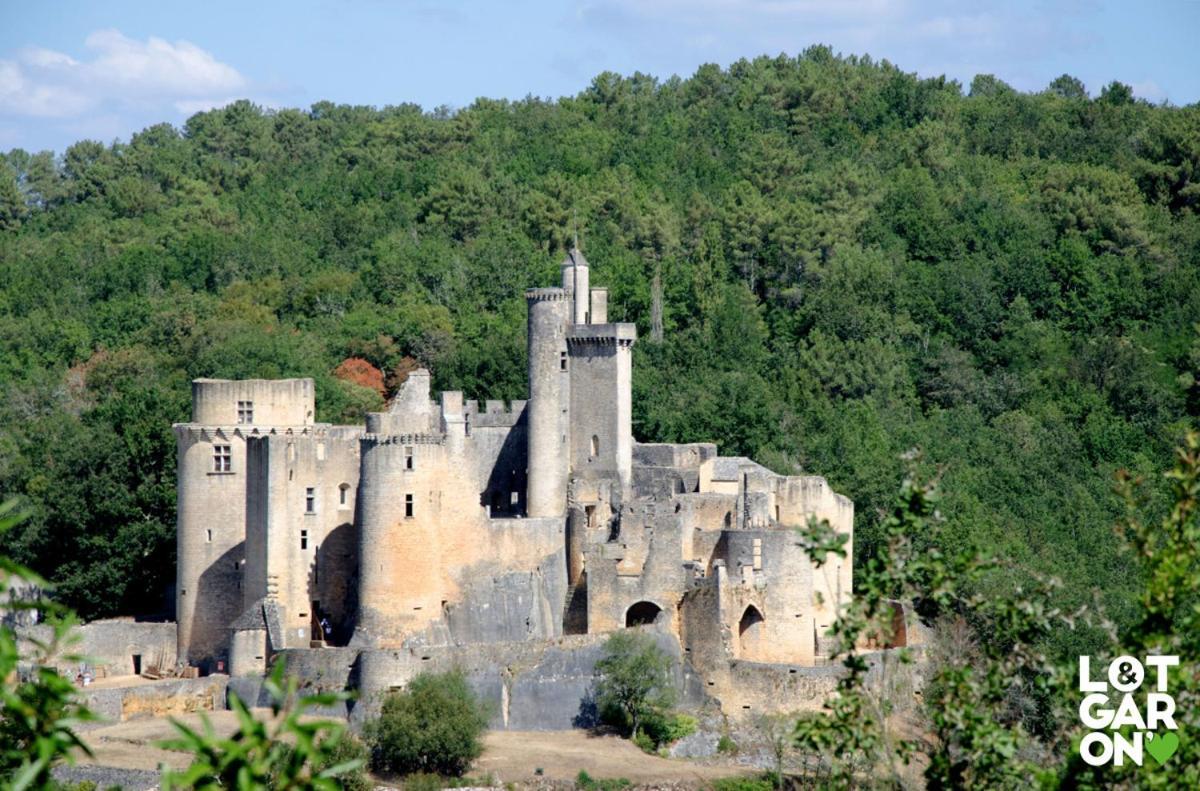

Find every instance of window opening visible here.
[213,444,232,472]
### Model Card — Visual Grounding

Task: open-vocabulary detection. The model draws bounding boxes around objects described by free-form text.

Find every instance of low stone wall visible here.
[17,620,176,678]
[79,676,228,730]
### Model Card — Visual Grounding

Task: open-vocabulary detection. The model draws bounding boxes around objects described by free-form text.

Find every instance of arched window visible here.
[625,601,662,627]
[338,483,350,507]
[590,434,600,458]
[738,605,765,660]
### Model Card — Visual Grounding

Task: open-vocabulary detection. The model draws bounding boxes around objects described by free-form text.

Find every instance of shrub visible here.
[273,733,372,791]
[365,670,490,777]
[716,735,738,754]
[710,775,776,791]
[576,770,632,791]
[594,632,676,739]
[161,660,361,790]
[642,711,696,747]
[632,730,657,754]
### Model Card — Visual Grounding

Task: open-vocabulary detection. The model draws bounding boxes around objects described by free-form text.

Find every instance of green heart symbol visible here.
[1146,731,1179,766]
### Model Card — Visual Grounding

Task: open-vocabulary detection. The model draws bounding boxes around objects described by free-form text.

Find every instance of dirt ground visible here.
[476,730,746,784]
[75,713,748,787]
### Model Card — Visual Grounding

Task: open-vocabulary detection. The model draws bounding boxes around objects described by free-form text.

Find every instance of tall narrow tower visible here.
[525,285,572,517]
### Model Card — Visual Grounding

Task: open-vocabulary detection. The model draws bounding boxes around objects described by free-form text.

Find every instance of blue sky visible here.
[1,0,1197,153]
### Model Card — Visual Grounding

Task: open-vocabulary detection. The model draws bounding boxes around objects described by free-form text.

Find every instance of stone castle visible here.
[174,248,855,716]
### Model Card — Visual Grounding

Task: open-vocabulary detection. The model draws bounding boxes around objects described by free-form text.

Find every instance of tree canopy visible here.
[0,50,1197,658]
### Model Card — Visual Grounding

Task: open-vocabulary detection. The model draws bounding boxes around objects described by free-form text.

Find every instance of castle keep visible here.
[174,248,855,715]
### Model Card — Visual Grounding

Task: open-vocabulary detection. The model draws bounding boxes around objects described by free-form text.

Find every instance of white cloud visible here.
[1131,79,1166,103]
[0,29,247,121]
[173,97,242,116]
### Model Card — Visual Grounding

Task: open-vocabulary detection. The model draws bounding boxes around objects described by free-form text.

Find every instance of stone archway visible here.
[738,604,766,660]
[625,600,662,627]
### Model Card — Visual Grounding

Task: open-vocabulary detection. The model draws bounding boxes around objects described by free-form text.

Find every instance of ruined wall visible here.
[79,677,228,728]
[354,374,566,650]
[351,630,702,730]
[190,378,314,426]
[771,474,854,648]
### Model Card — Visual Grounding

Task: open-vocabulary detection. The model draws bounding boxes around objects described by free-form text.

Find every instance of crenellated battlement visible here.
[525,287,571,302]
[463,399,528,428]
[360,433,446,447]
[566,323,637,348]
[172,423,350,442]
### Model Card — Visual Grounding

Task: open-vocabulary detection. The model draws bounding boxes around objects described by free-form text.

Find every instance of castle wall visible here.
[175,378,318,666]
[354,375,566,649]
[244,427,362,651]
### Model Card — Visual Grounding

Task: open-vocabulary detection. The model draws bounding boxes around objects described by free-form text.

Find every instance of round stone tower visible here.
[525,287,571,517]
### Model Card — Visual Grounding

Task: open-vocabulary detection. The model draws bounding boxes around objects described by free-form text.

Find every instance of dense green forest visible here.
[1,49,1197,652]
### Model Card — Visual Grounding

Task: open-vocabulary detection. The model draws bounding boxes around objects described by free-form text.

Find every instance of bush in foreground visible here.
[364,670,490,778]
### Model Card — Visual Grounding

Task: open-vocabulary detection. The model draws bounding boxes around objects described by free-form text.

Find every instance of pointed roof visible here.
[561,245,589,269]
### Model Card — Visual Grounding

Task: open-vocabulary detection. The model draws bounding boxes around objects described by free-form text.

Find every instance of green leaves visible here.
[0,500,97,791]
[159,659,364,791]
[363,669,489,778]
[594,631,678,742]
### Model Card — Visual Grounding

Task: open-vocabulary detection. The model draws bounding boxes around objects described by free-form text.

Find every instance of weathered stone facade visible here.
[174,248,854,717]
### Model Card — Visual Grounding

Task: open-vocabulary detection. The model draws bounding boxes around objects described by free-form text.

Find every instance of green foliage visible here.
[716,734,738,754]
[642,711,697,748]
[0,500,96,791]
[593,631,677,740]
[709,774,777,791]
[575,770,631,791]
[0,53,1196,664]
[363,670,489,778]
[160,660,363,790]
[275,733,372,791]
[794,433,1200,787]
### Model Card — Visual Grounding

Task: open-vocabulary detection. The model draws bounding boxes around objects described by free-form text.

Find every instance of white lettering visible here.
[1112,731,1142,767]
[1080,693,1113,729]
[1110,694,1147,730]
[1146,693,1177,730]
[1144,655,1179,693]
[1079,655,1107,692]
[1081,731,1113,767]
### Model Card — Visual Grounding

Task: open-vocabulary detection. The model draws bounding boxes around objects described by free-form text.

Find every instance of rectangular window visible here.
[339,485,348,506]
[213,444,232,472]
[405,446,414,470]
[206,529,212,543]
[236,400,254,424]
[305,487,315,513]
[560,351,567,371]
[405,493,414,518]
[300,529,308,550]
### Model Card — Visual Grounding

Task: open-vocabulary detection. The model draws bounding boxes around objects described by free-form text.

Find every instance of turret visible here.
[525,287,572,517]
[561,246,590,325]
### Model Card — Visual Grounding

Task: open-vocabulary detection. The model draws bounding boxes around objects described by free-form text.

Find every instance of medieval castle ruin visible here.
[173,248,855,719]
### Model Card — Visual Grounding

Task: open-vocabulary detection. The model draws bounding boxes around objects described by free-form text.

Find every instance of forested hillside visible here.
[1,48,1197,650]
